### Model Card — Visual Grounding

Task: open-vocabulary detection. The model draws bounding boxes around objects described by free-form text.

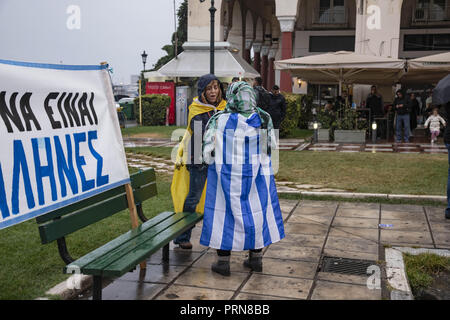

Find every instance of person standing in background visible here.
[393,90,410,143]
[444,102,450,219]
[366,85,384,138]
[267,85,287,129]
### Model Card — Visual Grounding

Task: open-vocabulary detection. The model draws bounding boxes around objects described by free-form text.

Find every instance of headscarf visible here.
[202,81,276,163]
[197,74,225,105]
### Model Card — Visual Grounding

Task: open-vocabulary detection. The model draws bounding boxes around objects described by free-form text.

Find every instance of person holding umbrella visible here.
[433,74,450,219]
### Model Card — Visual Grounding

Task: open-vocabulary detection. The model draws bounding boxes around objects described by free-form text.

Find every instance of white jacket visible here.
[424,115,446,131]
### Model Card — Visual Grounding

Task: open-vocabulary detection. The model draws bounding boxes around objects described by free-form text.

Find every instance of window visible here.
[310,35,355,52]
[414,0,448,21]
[318,0,346,23]
[404,34,450,51]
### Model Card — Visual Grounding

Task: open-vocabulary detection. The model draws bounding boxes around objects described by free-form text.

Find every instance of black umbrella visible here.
[432,74,450,105]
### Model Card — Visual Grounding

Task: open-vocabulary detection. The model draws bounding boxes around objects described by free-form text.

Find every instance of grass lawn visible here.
[121,125,185,139]
[121,126,312,140]
[403,253,450,296]
[0,170,173,300]
[127,146,448,196]
[276,151,448,196]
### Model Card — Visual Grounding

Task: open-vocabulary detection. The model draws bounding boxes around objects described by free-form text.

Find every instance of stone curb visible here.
[36,274,92,300]
[278,190,446,202]
[386,247,450,300]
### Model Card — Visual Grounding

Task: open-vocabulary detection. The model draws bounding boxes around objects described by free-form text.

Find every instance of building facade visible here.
[187,0,449,98]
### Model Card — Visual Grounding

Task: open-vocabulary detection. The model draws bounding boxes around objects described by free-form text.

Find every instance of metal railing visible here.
[413,5,449,22]
[316,7,347,24]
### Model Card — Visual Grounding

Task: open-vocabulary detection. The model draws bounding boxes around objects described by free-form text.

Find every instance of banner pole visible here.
[124,183,147,270]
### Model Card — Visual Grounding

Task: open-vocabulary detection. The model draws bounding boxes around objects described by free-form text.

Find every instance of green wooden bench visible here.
[36,168,202,300]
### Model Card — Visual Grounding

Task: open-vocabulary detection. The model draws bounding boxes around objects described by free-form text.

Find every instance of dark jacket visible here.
[366,93,384,117]
[407,98,420,129]
[267,93,287,129]
[393,97,409,115]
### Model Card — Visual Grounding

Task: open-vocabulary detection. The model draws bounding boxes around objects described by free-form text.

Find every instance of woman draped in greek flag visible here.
[200,81,285,276]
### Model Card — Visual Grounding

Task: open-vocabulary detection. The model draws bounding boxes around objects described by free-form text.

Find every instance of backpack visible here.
[254,86,271,111]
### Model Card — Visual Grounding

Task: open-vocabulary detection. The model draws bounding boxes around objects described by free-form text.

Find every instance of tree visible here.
[152,0,187,71]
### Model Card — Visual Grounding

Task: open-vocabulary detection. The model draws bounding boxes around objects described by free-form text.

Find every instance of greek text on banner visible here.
[0,60,130,229]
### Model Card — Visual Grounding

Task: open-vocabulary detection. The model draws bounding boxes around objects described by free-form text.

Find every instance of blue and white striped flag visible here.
[200,111,285,251]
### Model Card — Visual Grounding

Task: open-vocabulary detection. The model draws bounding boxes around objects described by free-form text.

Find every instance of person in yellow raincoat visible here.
[171,74,226,249]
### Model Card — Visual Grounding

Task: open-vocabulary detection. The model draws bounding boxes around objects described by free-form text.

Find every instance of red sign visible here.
[145,82,175,125]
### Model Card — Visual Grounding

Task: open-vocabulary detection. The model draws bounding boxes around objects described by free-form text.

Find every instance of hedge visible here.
[279,93,314,138]
[133,94,171,126]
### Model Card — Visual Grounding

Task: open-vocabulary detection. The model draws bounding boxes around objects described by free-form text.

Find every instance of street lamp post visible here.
[139,50,148,126]
[200,0,216,74]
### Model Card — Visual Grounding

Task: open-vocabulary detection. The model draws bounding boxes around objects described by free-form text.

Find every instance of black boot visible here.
[243,251,263,272]
[211,255,230,276]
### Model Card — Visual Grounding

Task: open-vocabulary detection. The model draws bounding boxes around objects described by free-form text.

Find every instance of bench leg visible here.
[93,276,102,300]
[162,244,170,262]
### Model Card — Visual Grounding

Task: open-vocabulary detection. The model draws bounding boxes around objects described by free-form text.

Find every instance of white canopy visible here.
[402,52,450,84]
[156,42,260,78]
[274,51,406,88]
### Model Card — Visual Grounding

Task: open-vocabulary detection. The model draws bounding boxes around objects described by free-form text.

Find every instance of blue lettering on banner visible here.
[32,137,58,205]
[0,164,10,219]
[54,134,78,198]
[12,140,35,215]
[87,130,109,187]
[74,132,95,192]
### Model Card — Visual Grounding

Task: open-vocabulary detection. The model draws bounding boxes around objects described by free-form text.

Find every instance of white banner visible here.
[0,60,130,229]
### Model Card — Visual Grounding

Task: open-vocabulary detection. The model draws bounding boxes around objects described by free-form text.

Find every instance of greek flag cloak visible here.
[200,82,285,251]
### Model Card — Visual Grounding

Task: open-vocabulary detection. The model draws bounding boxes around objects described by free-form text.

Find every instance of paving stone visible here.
[329,227,379,242]
[279,199,298,213]
[429,221,450,233]
[119,264,187,284]
[300,200,338,208]
[284,222,329,236]
[294,184,324,189]
[424,206,448,222]
[316,272,370,286]
[339,202,380,210]
[381,210,426,221]
[311,281,381,300]
[381,230,433,245]
[282,233,327,248]
[234,293,297,300]
[264,242,322,262]
[433,232,450,247]
[381,204,424,213]
[157,284,234,300]
[323,248,378,261]
[277,186,300,193]
[293,205,336,217]
[241,274,313,299]
[332,217,379,229]
[257,258,317,279]
[174,267,248,291]
[379,218,429,232]
[325,236,379,254]
[101,280,165,300]
[336,208,379,219]
[288,214,333,225]
[146,250,203,266]
[192,252,248,273]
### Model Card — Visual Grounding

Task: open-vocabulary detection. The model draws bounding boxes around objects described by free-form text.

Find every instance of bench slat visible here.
[38,194,129,244]
[101,212,202,277]
[133,182,157,205]
[35,185,126,224]
[64,211,176,274]
[130,168,156,189]
[81,211,199,275]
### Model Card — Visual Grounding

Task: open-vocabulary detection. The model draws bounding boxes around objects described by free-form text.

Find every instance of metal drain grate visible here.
[319,256,377,276]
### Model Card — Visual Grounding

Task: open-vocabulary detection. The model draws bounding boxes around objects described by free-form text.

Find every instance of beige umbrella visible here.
[274,51,406,94]
[402,52,450,84]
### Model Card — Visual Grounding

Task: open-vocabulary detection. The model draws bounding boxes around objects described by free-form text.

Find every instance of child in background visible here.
[424,107,446,143]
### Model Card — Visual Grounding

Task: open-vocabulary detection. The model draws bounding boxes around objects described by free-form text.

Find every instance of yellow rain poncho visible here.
[171,98,226,213]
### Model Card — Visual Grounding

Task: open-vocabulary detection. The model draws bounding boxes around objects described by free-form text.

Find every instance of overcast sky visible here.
[0,0,184,84]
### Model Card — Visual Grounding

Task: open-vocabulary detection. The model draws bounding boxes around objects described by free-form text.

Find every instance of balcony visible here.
[412,6,450,23]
